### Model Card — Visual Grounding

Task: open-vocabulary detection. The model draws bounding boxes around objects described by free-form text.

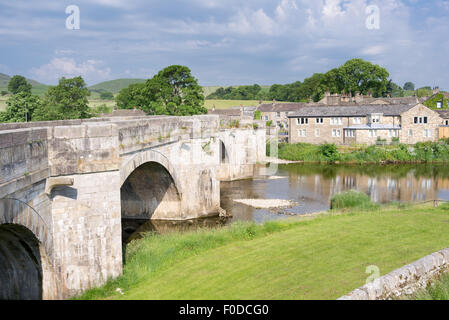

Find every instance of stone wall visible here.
[339,247,449,300]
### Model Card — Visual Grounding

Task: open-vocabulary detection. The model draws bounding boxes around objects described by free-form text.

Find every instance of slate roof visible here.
[436,110,449,119]
[257,103,311,113]
[344,124,402,130]
[287,104,416,118]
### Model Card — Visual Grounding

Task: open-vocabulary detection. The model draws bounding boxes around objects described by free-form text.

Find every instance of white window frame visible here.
[315,128,320,137]
[316,118,324,124]
[332,129,341,137]
[331,117,342,125]
[369,130,377,137]
[408,129,413,137]
[353,117,362,124]
[297,118,309,125]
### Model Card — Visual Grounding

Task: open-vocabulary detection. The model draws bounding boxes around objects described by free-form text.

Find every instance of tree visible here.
[8,75,32,95]
[33,76,91,121]
[100,91,114,100]
[385,80,404,97]
[0,92,40,122]
[1,90,8,96]
[403,82,415,91]
[323,59,389,97]
[117,65,207,116]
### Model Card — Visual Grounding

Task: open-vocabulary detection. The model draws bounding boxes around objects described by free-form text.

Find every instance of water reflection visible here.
[221,163,449,224]
[124,163,449,240]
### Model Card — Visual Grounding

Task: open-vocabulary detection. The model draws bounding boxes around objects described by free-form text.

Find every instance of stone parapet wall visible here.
[339,247,449,300]
[0,127,49,186]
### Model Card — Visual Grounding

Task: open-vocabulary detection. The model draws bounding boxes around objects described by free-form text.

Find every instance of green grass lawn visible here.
[77,203,449,300]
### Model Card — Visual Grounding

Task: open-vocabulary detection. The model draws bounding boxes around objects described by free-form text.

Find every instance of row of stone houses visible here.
[255,94,424,130]
[288,103,447,145]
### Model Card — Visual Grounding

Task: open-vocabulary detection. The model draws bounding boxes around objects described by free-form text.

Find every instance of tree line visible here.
[207,59,430,102]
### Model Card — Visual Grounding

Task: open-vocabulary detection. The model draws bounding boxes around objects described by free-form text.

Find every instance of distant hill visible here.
[88,79,147,94]
[0,73,49,96]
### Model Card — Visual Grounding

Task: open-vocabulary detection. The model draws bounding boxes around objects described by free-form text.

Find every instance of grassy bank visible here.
[77,199,449,300]
[411,273,449,300]
[273,141,449,164]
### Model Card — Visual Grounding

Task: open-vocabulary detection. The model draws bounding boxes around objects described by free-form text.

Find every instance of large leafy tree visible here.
[323,59,390,97]
[33,76,91,121]
[153,65,206,115]
[0,92,40,122]
[117,65,207,116]
[8,75,32,95]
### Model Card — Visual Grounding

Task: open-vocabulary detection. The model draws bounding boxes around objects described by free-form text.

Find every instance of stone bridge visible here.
[0,115,266,299]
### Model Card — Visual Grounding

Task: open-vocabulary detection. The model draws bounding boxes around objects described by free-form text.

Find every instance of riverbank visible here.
[271,141,449,164]
[76,201,449,300]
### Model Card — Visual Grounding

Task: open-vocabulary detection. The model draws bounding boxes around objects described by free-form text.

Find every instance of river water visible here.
[124,163,449,242]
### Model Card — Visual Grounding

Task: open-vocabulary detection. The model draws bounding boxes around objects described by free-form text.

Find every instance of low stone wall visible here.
[338,247,449,300]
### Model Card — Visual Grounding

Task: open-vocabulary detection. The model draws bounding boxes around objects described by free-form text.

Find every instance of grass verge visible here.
[76,201,449,300]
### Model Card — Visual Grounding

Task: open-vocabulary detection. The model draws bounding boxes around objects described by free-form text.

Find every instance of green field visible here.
[77,202,449,300]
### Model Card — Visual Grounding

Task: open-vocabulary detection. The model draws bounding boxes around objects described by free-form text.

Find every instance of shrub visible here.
[330,190,379,210]
[318,143,339,163]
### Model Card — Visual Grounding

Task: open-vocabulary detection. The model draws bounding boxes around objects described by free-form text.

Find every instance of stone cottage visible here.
[288,103,443,145]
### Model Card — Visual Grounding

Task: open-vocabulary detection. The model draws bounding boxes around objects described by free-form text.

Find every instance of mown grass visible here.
[76,201,449,300]
[273,141,449,164]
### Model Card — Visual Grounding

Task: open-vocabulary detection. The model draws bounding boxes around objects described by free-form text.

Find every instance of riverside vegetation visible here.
[76,191,449,300]
[271,140,449,164]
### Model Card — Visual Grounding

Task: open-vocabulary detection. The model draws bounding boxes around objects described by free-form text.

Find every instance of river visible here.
[124,163,449,242]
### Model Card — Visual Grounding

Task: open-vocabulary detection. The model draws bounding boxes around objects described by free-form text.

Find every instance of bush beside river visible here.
[269,140,449,164]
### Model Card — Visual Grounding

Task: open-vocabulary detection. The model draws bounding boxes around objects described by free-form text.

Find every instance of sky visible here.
[0,0,448,90]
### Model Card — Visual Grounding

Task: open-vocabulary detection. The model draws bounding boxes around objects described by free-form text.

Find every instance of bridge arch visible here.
[0,199,56,300]
[120,150,183,225]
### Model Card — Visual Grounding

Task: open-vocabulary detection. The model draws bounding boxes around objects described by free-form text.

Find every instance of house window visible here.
[445,120,449,126]
[408,129,413,137]
[423,129,432,138]
[265,116,269,121]
[316,118,324,124]
[331,117,342,125]
[353,117,362,124]
[298,129,307,137]
[345,130,355,137]
[371,115,380,123]
[369,130,377,137]
[285,112,289,117]
[277,112,281,117]
[332,129,341,137]
[315,128,320,137]
[297,118,309,125]
[388,130,398,137]
[414,117,428,124]
[437,101,443,109]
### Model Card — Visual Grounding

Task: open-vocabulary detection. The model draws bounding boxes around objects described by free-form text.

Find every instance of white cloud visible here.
[31,58,111,84]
